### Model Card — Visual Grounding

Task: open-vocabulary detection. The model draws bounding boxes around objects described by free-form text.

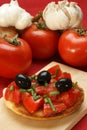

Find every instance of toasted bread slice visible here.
[3,87,84,120]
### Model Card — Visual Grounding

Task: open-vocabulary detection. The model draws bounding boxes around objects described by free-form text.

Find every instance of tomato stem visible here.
[32,11,48,30]
[76,29,87,36]
[36,22,47,30]
[4,34,21,46]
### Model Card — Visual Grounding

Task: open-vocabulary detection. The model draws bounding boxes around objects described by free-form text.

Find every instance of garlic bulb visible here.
[42,0,83,30]
[0,0,32,30]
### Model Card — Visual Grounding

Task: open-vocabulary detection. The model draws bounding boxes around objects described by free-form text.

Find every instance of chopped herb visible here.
[27,88,40,101]
[10,85,14,91]
[52,68,59,78]
[33,95,41,100]
[19,89,27,92]
[44,97,56,112]
[44,82,49,87]
[31,85,36,90]
[30,75,37,81]
[43,94,47,98]
[27,88,34,95]
[72,82,78,88]
[49,91,60,96]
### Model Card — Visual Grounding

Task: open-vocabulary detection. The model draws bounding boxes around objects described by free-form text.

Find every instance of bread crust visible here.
[3,87,84,120]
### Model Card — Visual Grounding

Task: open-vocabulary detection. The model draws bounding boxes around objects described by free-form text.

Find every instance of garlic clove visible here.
[15,12,32,30]
[8,4,21,26]
[64,2,83,28]
[0,4,10,27]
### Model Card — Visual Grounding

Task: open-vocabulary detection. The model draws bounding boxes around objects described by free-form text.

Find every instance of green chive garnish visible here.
[45,82,49,87]
[20,89,27,92]
[10,85,14,91]
[44,97,56,112]
[72,82,78,88]
[33,95,41,100]
[52,68,59,78]
[49,91,60,96]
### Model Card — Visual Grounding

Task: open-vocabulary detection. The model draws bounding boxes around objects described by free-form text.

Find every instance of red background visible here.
[0,0,87,130]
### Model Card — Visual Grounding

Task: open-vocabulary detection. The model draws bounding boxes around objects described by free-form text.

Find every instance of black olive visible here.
[37,71,51,85]
[15,74,31,89]
[55,78,72,93]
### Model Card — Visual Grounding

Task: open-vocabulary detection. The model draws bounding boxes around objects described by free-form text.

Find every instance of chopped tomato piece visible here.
[69,88,80,105]
[21,92,30,101]
[58,72,72,80]
[4,81,21,105]
[48,65,62,79]
[35,86,48,96]
[58,88,80,107]
[43,102,67,117]
[23,95,44,113]
[57,92,72,107]
[4,87,14,101]
[13,89,21,105]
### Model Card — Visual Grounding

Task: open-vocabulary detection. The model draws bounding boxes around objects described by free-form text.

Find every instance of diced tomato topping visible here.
[57,88,80,107]
[58,72,72,80]
[35,86,48,96]
[21,92,30,101]
[35,84,59,101]
[23,95,44,113]
[68,88,80,105]
[4,64,81,117]
[13,89,21,105]
[48,65,62,80]
[43,102,67,117]
[5,87,14,101]
[47,86,58,101]
[57,92,72,107]
[4,81,21,105]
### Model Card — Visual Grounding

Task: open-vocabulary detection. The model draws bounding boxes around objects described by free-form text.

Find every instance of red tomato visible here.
[23,95,44,113]
[58,29,87,67]
[22,24,59,60]
[0,37,32,78]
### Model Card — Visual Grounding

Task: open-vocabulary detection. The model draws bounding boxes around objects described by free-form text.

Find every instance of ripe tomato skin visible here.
[58,30,87,67]
[0,37,32,78]
[22,24,59,60]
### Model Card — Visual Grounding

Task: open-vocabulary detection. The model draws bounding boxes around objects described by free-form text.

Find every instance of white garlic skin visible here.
[43,0,83,30]
[0,0,32,30]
